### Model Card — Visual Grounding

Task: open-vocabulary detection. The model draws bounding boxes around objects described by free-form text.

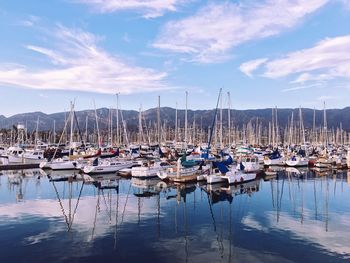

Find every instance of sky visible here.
[1,0,350,116]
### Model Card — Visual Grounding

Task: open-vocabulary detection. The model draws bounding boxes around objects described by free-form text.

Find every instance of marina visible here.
[1,0,350,262]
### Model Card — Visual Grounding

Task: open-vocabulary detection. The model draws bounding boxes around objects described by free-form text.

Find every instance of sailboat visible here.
[131,160,174,179]
[157,157,210,182]
[285,149,309,167]
[83,158,134,175]
[207,161,256,185]
[264,149,285,166]
[40,102,83,170]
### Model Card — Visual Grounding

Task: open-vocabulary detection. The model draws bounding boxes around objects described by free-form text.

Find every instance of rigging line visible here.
[73,111,84,145]
[270,180,275,209]
[114,184,120,250]
[91,189,100,241]
[184,199,189,263]
[313,178,318,220]
[121,181,132,224]
[68,182,85,232]
[206,191,224,258]
[228,199,233,263]
[101,189,113,220]
[278,176,285,223]
[51,180,70,229]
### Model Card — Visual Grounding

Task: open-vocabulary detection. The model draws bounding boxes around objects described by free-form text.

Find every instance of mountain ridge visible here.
[1,107,350,132]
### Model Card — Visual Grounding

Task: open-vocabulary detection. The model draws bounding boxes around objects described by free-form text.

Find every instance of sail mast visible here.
[185,91,188,146]
[227,92,231,147]
[157,96,161,145]
[93,100,101,149]
[116,93,120,146]
[175,102,178,143]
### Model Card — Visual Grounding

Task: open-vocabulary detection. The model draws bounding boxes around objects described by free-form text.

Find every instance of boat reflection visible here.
[201,179,260,205]
[1,168,350,262]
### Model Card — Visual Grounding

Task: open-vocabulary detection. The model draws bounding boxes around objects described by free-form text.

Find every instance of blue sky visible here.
[1,0,350,116]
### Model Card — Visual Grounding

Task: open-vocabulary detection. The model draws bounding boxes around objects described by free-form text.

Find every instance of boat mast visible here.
[313,107,316,145]
[110,107,113,147]
[93,100,101,149]
[85,115,88,144]
[35,116,39,148]
[157,96,161,145]
[207,88,222,153]
[69,101,74,156]
[185,91,188,146]
[116,93,120,146]
[272,108,275,147]
[227,92,231,147]
[323,101,327,147]
[175,102,178,143]
[138,105,143,145]
[275,106,279,147]
[53,119,56,144]
[220,91,223,149]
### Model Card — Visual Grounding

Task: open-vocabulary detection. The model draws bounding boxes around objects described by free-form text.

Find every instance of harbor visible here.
[1,0,350,262]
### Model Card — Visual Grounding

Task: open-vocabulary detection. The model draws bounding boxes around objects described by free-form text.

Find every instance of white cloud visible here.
[153,0,329,63]
[239,58,268,77]
[75,0,189,18]
[261,35,350,80]
[0,25,170,95]
[242,211,350,258]
[240,35,350,92]
[282,82,325,92]
[268,211,350,257]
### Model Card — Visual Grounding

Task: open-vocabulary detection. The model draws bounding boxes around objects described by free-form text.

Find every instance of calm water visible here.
[0,168,350,263]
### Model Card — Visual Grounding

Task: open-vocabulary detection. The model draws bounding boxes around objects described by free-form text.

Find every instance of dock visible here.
[0,163,40,170]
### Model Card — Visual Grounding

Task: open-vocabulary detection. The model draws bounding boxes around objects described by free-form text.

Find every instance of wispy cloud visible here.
[282,82,325,92]
[239,58,268,77]
[240,35,350,93]
[262,35,350,80]
[153,0,329,63]
[74,0,190,18]
[17,15,40,27]
[0,25,170,95]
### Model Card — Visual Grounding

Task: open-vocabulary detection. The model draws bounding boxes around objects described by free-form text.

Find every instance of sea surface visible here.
[0,168,349,263]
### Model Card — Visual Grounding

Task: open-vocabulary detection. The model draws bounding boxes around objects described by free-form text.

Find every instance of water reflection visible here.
[0,168,349,262]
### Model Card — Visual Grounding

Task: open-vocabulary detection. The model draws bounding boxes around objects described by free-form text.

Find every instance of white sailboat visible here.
[207,164,256,185]
[285,155,309,167]
[131,161,173,179]
[83,158,134,175]
[157,158,209,182]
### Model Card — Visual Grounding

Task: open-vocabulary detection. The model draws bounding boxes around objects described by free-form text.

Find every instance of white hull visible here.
[207,173,226,184]
[131,166,171,178]
[314,162,332,168]
[285,158,309,167]
[263,158,285,166]
[40,159,78,170]
[83,162,133,174]
[157,166,200,180]
[222,171,257,185]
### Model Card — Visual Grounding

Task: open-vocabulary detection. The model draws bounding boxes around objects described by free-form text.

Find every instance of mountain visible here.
[0,107,350,132]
